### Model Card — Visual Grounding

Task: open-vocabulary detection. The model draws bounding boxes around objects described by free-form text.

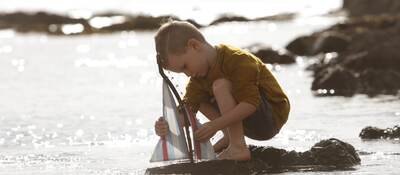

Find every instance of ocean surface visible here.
[0,0,399,174]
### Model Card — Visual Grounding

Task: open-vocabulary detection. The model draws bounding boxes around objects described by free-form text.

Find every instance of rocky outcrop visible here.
[288,15,400,96]
[246,44,296,64]
[286,36,317,56]
[0,11,296,35]
[359,125,400,139]
[0,12,92,35]
[146,138,360,174]
[209,13,296,26]
[343,0,400,17]
[0,11,201,35]
[286,32,350,56]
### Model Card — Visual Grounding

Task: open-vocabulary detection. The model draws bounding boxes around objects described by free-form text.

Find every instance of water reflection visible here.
[0,30,15,38]
[89,16,126,29]
[74,57,146,68]
[61,24,84,35]
[68,10,93,19]
[0,45,13,54]
[76,44,91,53]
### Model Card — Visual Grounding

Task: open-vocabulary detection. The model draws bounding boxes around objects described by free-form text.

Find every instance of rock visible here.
[0,11,203,35]
[254,13,297,22]
[146,138,360,174]
[286,36,317,56]
[290,14,400,97]
[209,13,297,26]
[209,14,250,25]
[145,160,264,175]
[246,44,295,64]
[312,32,350,54]
[311,66,358,96]
[96,15,203,32]
[359,69,400,96]
[99,15,178,31]
[251,138,360,168]
[310,138,360,167]
[0,11,91,35]
[343,0,400,17]
[360,125,400,139]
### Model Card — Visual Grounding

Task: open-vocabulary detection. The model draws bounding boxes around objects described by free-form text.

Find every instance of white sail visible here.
[150,80,216,162]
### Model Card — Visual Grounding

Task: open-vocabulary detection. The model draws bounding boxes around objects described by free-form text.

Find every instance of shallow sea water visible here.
[0,1,400,174]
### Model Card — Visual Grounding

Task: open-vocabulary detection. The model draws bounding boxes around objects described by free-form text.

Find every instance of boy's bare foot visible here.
[213,137,229,153]
[217,145,251,161]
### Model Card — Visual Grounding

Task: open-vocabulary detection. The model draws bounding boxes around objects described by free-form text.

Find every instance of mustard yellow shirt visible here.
[183,44,290,129]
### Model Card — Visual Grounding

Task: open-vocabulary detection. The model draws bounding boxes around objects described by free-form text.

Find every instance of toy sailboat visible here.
[150,80,216,162]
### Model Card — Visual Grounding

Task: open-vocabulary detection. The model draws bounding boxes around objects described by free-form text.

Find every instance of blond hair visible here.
[154,20,206,67]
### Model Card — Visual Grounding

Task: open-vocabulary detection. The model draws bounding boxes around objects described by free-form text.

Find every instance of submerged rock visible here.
[146,138,360,174]
[359,125,400,139]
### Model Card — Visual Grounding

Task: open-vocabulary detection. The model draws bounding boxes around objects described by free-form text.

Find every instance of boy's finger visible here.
[194,129,205,140]
[157,119,168,124]
[156,122,168,128]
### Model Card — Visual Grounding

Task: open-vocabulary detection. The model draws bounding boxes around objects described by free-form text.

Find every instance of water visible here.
[0,0,400,174]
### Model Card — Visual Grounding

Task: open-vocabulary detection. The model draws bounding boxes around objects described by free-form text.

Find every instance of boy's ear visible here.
[187,38,200,50]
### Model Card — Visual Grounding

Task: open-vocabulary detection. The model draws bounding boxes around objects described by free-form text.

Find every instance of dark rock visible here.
[99,15,203,32]
[0,11,203,35]
[286,36,317,56]
[254,13,297,22]
[246,44,295,64]
[312,32,350,54]
[145,160,259,175]
[343,0,400,17]
[359,69,400,96]
[146,138,360,174]
[252,138,361,168]
[99,15,178,31]
[311,138,360,167]
[290,14,400,97]
[360,125,400,139]
[311,66,358,96]
[209,14,250,26]
[0,11,91,35]
[209,13,297,26]
[359,126,386,139]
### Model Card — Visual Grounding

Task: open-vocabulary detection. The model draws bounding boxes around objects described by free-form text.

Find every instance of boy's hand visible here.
[154,117,169,137]
[194,121,217,143]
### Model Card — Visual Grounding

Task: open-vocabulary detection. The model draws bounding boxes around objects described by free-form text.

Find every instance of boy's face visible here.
[165,40,209,78]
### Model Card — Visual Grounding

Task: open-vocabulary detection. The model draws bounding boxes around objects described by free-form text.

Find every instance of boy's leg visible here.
[199,102,229,153]
[212,78,250,161]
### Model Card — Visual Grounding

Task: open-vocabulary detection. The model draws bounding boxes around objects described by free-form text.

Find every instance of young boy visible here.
[154,20,290,161]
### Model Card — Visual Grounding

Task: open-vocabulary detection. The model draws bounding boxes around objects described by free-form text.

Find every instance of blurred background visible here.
[0,0,399,174]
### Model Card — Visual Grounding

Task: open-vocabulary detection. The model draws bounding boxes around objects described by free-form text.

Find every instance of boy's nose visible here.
[183,70,191,77]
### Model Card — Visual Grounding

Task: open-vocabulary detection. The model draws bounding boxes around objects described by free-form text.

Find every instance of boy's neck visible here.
[206,44,218,69]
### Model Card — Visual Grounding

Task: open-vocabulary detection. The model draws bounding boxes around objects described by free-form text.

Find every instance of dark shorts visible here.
[211,91,279,141]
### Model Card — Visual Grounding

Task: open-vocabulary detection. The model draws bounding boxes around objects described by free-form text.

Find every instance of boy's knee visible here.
[212,78,232,94]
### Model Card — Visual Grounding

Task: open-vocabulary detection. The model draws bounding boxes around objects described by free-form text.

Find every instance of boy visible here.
[154,20,290,161]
